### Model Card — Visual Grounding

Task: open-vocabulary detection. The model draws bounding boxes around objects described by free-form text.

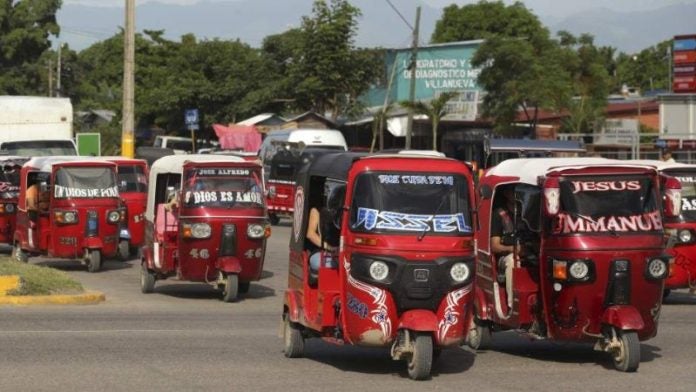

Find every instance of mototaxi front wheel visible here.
[612,330,640,372]
[221,273,239,303]
[407,333,433,381]
[118,240,130,261]
[87,250,101,273]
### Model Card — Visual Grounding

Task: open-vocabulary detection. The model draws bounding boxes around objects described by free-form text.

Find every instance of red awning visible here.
[213,124,262,152]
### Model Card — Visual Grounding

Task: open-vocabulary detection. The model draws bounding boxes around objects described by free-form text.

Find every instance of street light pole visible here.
[405,6,420,150]
[122,0,135,158]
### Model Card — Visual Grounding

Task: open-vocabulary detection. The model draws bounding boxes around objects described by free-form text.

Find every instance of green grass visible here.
[0,257,84,296]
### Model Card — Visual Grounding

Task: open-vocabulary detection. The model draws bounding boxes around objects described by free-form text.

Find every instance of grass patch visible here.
[0,257,84,296]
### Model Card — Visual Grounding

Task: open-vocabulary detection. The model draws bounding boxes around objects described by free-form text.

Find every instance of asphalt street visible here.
[1,222,696,391]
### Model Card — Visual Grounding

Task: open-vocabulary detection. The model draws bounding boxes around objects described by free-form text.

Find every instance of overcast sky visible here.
[63,0,696,17]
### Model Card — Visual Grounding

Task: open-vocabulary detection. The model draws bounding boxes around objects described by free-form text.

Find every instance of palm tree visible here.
[370,103,393,152]
[400,91,459,150]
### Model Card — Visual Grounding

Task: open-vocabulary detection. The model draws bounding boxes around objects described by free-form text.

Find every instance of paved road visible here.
[2,223,696,391]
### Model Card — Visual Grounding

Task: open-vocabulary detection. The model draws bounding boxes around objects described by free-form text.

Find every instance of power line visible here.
[384,0,413,31]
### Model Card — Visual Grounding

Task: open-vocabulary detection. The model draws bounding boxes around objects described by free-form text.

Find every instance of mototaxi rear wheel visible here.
[407,333,433,381]
[283,314,304,358]
[140,263,156,294]
[466,317,492,351]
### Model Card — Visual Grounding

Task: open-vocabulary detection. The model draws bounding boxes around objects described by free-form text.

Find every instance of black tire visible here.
[466,318,492,351]
[283,315,304,358]
[118,240,130,261]
[613,330,640,372]
[663,289,671,299]
[269,213,280,226]
[239,282,251,294]
[407,333,433,381]
[221,273,239,302]
[13,244,28,263]
[140,264,156,294]
[87,250,101,273]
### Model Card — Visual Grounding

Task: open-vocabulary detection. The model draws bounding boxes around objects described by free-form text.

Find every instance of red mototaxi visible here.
[633,160,696,295]
[0,156,29,245]
[471,157,680,372]
[102,156,149,258]
[140,155,270,302]
[13,157,122,272]
[282,151,476,380]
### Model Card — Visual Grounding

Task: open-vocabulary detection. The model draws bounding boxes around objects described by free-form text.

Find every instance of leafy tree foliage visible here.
[615,40,672,93]
[400,91,459,150]
[0,0,61,94]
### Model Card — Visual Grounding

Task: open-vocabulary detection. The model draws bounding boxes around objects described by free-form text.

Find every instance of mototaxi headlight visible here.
[4,203,14,213]
[450,262,471,283]
[647,258,667,279]
[678,229,693,243]
[107,210,121,223]
[247,223,265,239]
[63,211,78,224]
[368,261,389,281]
[190,223,212,239]
[568,260,589,280]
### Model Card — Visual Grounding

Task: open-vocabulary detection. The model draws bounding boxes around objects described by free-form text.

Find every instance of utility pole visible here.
[56,43,62,97]
[122,0,136,158]
[405,6,420,150]
[48,59,53,97]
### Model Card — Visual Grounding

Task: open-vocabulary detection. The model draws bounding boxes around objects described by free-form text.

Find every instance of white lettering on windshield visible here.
[353,207,471,233]
[553,211,662,234]
[184,191,263,205]
[377,174,454,186]
[54,185,118,198]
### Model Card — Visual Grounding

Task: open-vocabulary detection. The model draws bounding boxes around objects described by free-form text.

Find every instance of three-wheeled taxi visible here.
[103,157,149,259]
[0,156,29,246]
[13,157,122,272]
[470,158,680,372]
[140,155,270,302]
[633,160,696,297]
[265,145,336,225]
[282,151,477,380]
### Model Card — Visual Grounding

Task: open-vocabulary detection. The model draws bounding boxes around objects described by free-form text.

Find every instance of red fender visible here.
[217,256,242,274]
[82,237,103,249]
[398,309,438,332]
[602,305,645,331]
[284,290,301,323]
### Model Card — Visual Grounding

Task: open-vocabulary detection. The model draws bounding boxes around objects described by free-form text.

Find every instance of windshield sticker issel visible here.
[553,211,662,234]
[54,185,119,198]
[378,174,454,186]
[353,207,471,233]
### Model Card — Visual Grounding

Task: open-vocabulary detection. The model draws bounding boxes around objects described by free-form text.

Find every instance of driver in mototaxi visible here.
[306,183,345,280]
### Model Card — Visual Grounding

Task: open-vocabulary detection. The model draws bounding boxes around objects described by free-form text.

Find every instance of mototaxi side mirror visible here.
[662,174,682,218]
[166,186,177,202]
[39,181,49,193]
[543,177,560,216]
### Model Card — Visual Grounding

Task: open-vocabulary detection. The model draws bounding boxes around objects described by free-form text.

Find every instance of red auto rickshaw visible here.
[102,157,149,260]
[0,157,29,245]
[282,151,476,380]
[13,157,122,272]
[140,155,270,302]
[633,160,696,297]
[470,158,680,372]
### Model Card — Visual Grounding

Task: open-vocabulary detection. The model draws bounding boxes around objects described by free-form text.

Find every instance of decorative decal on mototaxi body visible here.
[437,285,472,343]
[344,258,392,339]
[553,211,662,234]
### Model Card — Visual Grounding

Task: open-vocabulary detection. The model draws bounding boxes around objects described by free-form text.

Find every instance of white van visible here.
[259,128,347,162]
[153,135,193,154]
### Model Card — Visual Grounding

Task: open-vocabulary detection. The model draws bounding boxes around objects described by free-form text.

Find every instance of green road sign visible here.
[76,133,101,156]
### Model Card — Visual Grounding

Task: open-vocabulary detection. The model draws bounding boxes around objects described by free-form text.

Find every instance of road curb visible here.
[0,291,106,306]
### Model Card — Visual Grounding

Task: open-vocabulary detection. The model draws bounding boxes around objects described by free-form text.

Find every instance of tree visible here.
[370,102,393,152]
[615,40,672,93]
[289,0,380,119]
[432,1,570,133]
[400,92,459,150]
[0,0,62,94]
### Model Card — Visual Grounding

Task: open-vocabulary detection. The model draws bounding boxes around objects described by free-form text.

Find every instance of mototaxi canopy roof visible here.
[24,156,116,173]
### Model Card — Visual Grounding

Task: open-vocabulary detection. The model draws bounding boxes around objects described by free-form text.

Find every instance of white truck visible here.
[0,96,77,156]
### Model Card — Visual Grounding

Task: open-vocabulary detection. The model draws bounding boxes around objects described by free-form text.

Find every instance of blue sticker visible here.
[347,292,368,319]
